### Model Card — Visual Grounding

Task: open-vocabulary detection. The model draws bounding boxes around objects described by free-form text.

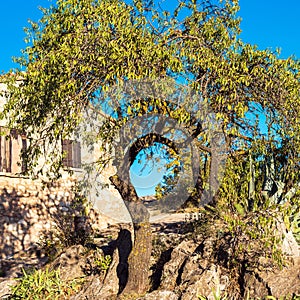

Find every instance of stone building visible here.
[0,82,127,261]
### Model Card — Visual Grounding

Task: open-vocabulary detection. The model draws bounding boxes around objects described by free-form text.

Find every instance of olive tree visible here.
[2,0,300,296]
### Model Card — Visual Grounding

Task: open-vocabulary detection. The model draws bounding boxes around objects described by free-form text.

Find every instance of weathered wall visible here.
[0,174,112,259]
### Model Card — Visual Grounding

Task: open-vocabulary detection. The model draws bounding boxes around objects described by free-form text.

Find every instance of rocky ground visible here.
[0,212,299,300]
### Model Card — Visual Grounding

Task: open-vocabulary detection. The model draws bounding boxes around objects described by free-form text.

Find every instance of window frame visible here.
[62,139,82,169]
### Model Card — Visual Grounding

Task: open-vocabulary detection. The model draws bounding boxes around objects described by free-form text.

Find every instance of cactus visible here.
[260,152,300,244]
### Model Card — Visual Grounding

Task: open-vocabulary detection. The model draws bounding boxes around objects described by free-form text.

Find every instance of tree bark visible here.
[109,174,152,297]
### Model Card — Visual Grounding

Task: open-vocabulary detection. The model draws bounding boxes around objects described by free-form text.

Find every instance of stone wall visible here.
[0,174,111,259]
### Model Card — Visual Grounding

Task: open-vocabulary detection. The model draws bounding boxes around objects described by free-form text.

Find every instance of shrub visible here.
[9,267,84,299]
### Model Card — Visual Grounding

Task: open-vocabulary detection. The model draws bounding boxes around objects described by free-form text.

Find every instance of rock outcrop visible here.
[1,217,299,300]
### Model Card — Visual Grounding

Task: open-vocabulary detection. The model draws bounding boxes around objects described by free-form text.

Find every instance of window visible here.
[0,127,12,172]
[0,127,27,173]
[62,139,81,169]
[21,137,27,173]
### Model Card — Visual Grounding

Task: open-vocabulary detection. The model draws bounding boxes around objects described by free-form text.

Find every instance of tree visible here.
[2,0,300,296]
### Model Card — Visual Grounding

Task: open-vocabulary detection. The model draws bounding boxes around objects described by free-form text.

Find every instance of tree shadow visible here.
[0,180,93,278]
[0,187,33,259]
[116,229,132,294]
[0,186,45,277]
[149,247,173,291]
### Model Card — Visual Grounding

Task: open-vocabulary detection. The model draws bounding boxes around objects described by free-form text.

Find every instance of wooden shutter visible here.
[62,139,73,167]
[62,139,81,168]
[73,141,81,168]
[6,135,12,172]
[0,127,27,174]
[2,133,12,173]
[21,137,27,173]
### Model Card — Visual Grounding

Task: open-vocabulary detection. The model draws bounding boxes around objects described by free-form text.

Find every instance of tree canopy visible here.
[2,0,299,205]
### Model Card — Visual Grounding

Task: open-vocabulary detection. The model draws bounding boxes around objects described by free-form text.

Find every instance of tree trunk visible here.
[109,174,152,297]
[122,221,152,296]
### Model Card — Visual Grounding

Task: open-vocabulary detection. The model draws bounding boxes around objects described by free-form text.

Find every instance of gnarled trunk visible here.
[110,174,152,297]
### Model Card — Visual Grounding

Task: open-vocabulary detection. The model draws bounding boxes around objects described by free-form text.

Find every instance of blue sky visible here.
[0,0,299,74]
[238,0,300,59]
[0,0,51,73]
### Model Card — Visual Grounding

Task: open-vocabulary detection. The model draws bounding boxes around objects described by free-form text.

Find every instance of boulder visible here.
[179,262,227,300]
[243,256,300,299]
[0,278,15,299]
[49,245,86,281]
[160,240,198,290]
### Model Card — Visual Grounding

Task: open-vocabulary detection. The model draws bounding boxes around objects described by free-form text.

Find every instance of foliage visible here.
[2,0,300,182]
[216,145,300,244]
[189,204,290,297]
[187,151,299,277]
[291,210,300,244]
[195,205,285,269]
[9,267,84,300]
[81,248,112,277]
[93,253,112,272]
[38,188,93,261]
[2,0,300,221]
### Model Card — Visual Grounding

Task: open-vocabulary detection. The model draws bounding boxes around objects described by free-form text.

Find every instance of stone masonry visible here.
[0,174,113,260]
